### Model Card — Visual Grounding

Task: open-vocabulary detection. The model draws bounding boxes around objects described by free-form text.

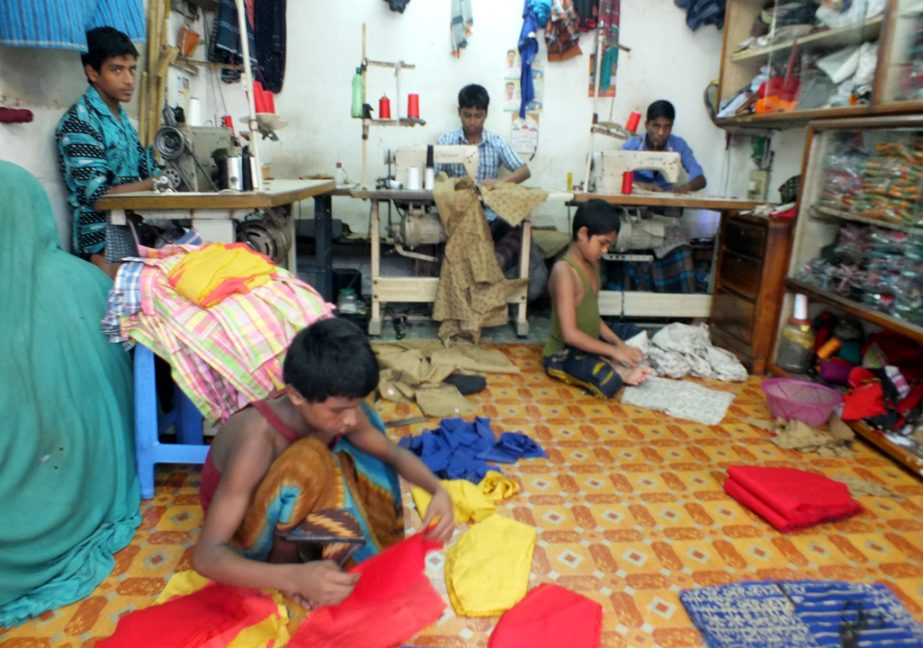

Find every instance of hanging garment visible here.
[572,0,598,31]
[596,0,621,93]
[383,0,411,12]
[167,242,277,308]
[723,466,862,533]
[209,0,258,84]
[621,376,735,425]
[0,0,144,50]
[253,0,286,92]
[488,584,602,648]
[445,515,537,617]
[98,582,279,647]
[431,175,526,344]
[0,162,139,627]
[450,0,473,57]
[674,0,726,31]
[479,183,548,228]
[290,533,444,648]
[681,580,923,648]
[545,0,582,62]
[399,417,547,483]
[517,0,551,117]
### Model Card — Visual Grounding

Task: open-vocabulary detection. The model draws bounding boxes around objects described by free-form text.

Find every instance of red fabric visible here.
[896,384,923,416]
[723,466,861,533]
[488,583,602,648]
[0,108,33,123]
[290,532,444,648]
[842,367,886,421]
[97,582,277,647]
[866,331,923,381]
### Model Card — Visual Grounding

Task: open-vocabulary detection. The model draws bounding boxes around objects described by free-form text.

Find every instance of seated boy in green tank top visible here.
[544,200,654,398]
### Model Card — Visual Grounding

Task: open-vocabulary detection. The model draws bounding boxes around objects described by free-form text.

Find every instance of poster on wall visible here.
[510,112,540,157]
[504,49,520,80]
[504,69,544,113]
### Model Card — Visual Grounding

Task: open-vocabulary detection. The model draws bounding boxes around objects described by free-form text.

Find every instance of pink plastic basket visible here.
[760,377,843,427]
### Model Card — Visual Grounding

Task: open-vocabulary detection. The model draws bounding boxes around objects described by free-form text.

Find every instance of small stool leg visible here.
[175,387,204,445]
[134,346,158,499]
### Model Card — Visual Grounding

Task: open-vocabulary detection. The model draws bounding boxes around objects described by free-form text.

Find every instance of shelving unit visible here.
[716,0,923,127]
[773,115,923,478]
[356,23,426,188]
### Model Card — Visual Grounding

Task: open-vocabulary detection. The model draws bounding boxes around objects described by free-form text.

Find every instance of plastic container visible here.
[775,293,815,373]
[761,377,842,427]
[351,67,364,118]
[337,288,358,314]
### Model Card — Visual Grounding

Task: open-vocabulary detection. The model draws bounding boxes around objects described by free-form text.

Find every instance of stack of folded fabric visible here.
[723,466,862,532]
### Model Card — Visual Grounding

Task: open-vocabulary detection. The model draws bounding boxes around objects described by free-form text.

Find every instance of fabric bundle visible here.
[681,580,923,647]
[398,416,547,483]
[291,533,444,648]
[488,584,602,648]
[167,242,276,308]
[411,471,519,524]
[621,376,735,425]
[723,466,862,533]
[644,323,748,381]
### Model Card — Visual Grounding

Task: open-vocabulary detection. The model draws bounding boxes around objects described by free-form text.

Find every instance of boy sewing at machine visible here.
[437,84,548,299]
[56,26,162,278]
[544,200,654,398]
[623,99,706,194]
[193,318,454,607]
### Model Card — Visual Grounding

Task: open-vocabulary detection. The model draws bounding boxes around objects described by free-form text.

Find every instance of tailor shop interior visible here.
[3,0,923,646]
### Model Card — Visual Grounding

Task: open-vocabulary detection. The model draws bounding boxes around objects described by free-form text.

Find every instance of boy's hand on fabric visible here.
[422,488,455,543]
[288,560,359,607]
[611,343,644,368]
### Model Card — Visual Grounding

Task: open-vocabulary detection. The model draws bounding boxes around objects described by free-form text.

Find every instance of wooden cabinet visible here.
[710,212,794,374]
[716,0,923,127]
[774,115,923,477]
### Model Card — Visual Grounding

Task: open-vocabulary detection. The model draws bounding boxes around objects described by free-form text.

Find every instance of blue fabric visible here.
[681,580,923,648]
[56,85,159,255]
[399,417,547,483]
[435,128,525,222]
[517,0,550,118]
[622,133,704,190]
[0,0,145,50]
[476,432,548,463]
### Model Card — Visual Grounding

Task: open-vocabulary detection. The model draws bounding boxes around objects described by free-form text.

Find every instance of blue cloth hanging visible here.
[517,0,551,117]
[0,0,145,50]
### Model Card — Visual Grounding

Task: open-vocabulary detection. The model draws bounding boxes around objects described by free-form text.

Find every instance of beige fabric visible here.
[532,228,571,260]
[432,175,526,344]
[480,183,548,227]
[768,414,854,457]
[374,341,518,417]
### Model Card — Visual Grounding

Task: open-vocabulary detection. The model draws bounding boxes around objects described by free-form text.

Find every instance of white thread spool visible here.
[187,97,202,126]
[406,166,422,191]
[226,155,242,191]
[424,167,435,191]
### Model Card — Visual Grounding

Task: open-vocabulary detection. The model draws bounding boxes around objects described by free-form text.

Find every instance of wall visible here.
[1,0,740,246]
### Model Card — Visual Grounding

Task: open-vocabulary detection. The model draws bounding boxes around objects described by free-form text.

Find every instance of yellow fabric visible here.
[155,570,291,647]
[167,243,276,308]
[412,479,497,524]
[444,515,537,617]
[478,471,520,502]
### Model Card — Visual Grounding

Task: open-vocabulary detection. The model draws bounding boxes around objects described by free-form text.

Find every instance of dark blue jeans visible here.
[543,323,643,399]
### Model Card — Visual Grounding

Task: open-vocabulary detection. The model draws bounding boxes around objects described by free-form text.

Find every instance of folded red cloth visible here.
[290,532,444,648]
[488,583,602,648]
[97,582,278,647]
[724,466,862,533]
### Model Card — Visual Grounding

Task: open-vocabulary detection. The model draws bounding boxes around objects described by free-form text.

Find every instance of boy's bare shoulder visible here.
[213,407,277,466]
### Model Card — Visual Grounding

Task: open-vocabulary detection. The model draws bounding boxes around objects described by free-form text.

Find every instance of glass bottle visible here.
[337,288,358,314]
[351,67,364,118]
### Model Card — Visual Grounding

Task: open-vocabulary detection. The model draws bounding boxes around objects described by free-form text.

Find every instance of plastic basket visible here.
[760,377,842,427]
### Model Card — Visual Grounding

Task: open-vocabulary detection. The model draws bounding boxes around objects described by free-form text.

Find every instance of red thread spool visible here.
[379,96,392,119]
[407,93,420,119]
[625,111,642,133]
[621,171,634,194]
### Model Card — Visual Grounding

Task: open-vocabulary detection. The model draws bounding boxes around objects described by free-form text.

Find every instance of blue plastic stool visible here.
[134,344,209,499]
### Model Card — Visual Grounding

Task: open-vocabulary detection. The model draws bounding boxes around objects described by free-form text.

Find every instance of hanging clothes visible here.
[596,0,621,93]
[450,0,474,57]
[572,0,599,31]
[545,0,582,62]
[253,0,286,92]
[209,0,259,84]
[0,0,144,50]
[517,0,551,117]
[0,162,138,627]
[674,0,726,31]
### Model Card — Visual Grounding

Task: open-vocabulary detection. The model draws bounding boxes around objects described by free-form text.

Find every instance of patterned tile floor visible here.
[3,343,923,647]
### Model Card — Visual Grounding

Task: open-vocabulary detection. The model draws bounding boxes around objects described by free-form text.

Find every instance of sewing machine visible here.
[595,149,681,194]
[153,125,236,192]
[387,145,479,248]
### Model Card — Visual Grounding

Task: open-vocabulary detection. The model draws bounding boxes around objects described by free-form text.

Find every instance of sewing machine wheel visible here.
[162,166,182,190]
[154,126,187,160]
[237,215,290,265]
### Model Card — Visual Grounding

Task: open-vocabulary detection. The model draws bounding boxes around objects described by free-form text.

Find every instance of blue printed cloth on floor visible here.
[680,580,923,647]
[398,417,547,482]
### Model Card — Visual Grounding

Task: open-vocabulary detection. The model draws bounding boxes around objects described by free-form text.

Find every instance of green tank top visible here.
[544,255,600,356]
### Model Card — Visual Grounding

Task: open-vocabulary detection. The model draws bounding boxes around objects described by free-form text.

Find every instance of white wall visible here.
[1,0,735,245]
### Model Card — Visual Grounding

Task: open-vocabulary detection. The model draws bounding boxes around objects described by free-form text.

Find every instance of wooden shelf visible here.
[716,105,868,127]
[809,204,910,231]
[364,118,426,127]
[785,278,923,343]
[731,15,884,62]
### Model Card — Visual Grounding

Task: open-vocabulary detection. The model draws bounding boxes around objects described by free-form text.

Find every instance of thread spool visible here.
[226,154,242,190]
[793,293,809,320]
[407,166,422,191]
[379,95,391,120]
[625,110,642,133]
[187,97,202,126]
[424,167,435,191]
[621,171,634,194]
[407,93,420,119]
